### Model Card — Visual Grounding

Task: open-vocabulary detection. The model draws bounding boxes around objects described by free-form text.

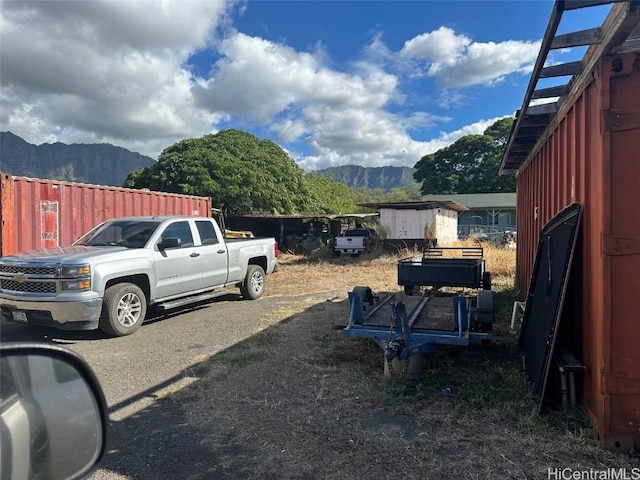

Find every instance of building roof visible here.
[228,213,379,220]
[356,200,468,212]
[500,1,640,176]
[420,193,516,209]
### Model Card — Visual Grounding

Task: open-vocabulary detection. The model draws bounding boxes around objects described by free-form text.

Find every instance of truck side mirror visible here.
[157,237,181,250]
[0,344,108,480]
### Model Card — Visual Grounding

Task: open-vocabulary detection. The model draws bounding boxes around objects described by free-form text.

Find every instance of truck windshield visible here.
[75,220,161,248]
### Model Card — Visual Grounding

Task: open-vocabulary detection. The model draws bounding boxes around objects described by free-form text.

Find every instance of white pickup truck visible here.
[333,228,373,256]
[0,216,279,336]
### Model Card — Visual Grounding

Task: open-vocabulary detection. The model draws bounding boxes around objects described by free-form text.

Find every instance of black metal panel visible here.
[519,203,582,409]
[397,258,483,289]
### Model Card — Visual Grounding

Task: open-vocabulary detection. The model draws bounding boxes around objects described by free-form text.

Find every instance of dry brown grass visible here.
[168,246,639,479]
[267,250,401,298]
[450,238,517,277]
[267,241,517,298]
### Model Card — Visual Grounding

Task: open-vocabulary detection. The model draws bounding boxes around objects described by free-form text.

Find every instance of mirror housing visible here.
[0,344,108,480]
[157,237,181,250]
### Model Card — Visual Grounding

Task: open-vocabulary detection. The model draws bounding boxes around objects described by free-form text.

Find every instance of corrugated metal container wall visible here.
[515,53,640,451]
[0,174,213,256]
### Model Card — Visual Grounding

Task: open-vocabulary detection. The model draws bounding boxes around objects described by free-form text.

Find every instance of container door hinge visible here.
[603,235,640,256]
[603,110,640,132]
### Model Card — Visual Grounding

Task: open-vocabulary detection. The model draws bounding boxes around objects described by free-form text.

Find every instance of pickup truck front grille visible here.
[0,280,56,294]
[0,265,57,276]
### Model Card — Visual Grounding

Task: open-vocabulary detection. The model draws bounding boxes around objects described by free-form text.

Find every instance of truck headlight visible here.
[60,264,91,278]
[62,279,92,291]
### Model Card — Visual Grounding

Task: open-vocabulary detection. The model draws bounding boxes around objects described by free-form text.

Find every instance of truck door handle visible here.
[217,249,226,254]
[190,252,200,257]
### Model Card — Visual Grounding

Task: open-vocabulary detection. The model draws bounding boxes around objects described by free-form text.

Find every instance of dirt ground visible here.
[152,250,639,479]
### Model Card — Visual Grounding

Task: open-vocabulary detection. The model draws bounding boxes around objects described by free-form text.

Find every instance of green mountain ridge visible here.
[0,131,156,187]
[0,132,417,192]
[316,165,416,191]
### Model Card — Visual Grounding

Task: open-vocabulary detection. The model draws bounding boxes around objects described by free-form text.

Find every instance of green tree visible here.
[124,129,312,214]
[383,183,423,203]
[349,186,382,204]
[343,183,423,212]
[413,117,515,195]
[304,173,356,214]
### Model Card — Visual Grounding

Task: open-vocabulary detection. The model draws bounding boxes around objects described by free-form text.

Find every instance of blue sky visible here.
[0,0,611,171]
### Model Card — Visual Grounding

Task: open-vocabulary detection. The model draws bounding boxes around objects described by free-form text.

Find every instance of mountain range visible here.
[0,132,416,190]
[316,164,416,190]
[0,131,155,187]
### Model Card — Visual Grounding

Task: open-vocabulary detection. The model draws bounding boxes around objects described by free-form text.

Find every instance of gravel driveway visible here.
[1,289,322,479]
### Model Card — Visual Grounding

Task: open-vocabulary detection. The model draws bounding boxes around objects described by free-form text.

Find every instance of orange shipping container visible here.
[501,2,640,452]
[0,173,212,256]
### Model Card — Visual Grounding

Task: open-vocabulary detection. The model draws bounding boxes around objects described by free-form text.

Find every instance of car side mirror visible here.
[157,237,181,250]
[0,344,108,480]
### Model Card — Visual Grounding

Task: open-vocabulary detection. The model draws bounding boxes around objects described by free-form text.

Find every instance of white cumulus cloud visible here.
[400,26,540,88]
[0,1,523,172]
[0,0,232,157]
[192,32,399,123]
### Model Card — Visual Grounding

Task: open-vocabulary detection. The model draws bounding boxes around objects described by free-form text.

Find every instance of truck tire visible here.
[99,283,147,336]
[240,265,265,300]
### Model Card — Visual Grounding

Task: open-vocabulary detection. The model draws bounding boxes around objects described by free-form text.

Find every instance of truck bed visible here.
[225,237,273,244]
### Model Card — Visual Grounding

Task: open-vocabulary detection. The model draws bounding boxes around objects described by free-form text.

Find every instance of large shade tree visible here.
[413,117,515,195]
[124,129,313,214]
[303,172,356,214]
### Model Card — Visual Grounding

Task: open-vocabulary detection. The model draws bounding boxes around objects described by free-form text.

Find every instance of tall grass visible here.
[449,238,516,277]
[269,240,516,299]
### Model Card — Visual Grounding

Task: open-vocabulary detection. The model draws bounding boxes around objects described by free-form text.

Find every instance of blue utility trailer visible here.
[343,247,495,379]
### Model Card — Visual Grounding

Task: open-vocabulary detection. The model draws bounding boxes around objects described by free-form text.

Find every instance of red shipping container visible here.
[0,173,212,256]
[501,0,640,452]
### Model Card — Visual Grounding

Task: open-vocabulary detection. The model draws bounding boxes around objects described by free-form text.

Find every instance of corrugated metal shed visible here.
[501,1,640,452]
[357,200,468,212]
[357,201,465,246]
[224,212,380,251]
[380,208,458,244]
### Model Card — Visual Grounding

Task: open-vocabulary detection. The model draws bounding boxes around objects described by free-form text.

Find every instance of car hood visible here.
[0,246,130,265]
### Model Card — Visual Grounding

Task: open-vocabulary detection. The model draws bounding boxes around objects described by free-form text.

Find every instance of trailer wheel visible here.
[482,271,492,290]
[99,283,147,337]
[476,289,495,338]
[240,265,265,300]
[351,286,373,306]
